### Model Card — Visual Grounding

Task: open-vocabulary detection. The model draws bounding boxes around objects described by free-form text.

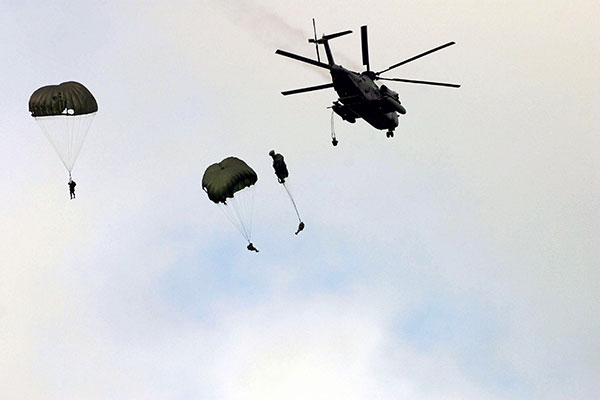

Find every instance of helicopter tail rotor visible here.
[306,26,352,67]
[309,29,353,44]
[312,18,321,63]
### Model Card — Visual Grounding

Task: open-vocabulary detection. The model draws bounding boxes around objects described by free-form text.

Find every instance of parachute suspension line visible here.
[231,195,252,240]
[218,202,250,242]
[282,183,302,223]
[34,113,96,173]
[217,186,255,243]
[36,117,70,172]
[236,185,255,241]
[330,110,338,146]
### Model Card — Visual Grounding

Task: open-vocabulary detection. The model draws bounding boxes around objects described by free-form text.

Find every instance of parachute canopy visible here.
[202,156,258,245]
[202,157,258,204]
[29,81,98,117]
[29,81,97,173]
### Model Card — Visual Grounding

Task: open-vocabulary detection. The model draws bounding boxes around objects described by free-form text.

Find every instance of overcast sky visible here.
[1,1,598,399]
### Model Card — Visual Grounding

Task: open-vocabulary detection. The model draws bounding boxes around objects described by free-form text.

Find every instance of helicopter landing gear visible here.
[386,130,394,138]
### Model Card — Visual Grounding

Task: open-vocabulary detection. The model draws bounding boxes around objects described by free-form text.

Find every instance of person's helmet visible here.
[269,150,275,157]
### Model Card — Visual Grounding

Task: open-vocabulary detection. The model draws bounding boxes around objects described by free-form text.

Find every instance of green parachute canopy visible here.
[29,81,98,117]
[202,156,258,244]
[202,157,258,204]
[29,81,98,173]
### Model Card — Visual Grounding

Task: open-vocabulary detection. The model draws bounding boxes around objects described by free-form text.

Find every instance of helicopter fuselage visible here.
[329,65,405,132]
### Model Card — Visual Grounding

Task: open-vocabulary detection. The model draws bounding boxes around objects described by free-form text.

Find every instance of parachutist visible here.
[332,138,338,146]
[269,151,305,236]
[203,157,258,248]
[386,130,394,138]
[68,179,76,199]
[30,82,97,191]
[269,150,288,184]
[247,243,259,252]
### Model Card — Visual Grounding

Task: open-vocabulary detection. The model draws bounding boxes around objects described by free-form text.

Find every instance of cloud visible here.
[1,1,599,400]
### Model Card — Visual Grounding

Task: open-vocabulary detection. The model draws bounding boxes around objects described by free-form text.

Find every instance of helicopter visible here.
[275,21,460,145]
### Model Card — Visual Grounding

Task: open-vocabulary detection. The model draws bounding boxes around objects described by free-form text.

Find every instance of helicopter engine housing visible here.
[379,85,406,114]
[381,96,407,114]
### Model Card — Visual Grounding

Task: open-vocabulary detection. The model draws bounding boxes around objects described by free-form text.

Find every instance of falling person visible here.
[269,150,289,184]
[269,150,305,235]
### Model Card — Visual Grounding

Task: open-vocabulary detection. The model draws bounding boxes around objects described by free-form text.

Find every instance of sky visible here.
[1,1,598,399]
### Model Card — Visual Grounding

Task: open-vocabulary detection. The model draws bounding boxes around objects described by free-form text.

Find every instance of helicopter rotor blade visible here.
[281,83,335,96]
[378,77,461,88]
[312,18,321,63]
[360,25,371,71]
[275,49,331,70]
[376,42,456,75]
[361,25,370,71]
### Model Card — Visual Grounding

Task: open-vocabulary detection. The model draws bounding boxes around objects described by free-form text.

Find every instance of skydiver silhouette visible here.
[247,242,259,252]
[295,221,305,235]
[269,150,289,184]
[68,179,76,199]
